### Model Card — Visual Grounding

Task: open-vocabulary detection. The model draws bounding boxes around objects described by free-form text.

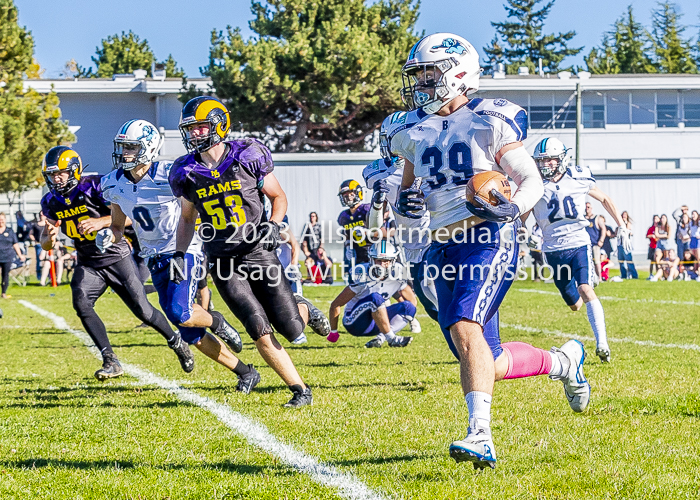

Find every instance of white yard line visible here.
[19,300,387,500]
[515,288,700,307]
[501,322,700,352]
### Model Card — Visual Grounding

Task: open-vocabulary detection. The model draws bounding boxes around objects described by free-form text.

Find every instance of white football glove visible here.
[96,228,114,253]
[617,227,633,254]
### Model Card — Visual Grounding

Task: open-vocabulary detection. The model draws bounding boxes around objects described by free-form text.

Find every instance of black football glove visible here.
[395,188,425,220]
[259,221,281,252]
[466,189,520,223]
[371,179,389,208]
[169,251,186,285]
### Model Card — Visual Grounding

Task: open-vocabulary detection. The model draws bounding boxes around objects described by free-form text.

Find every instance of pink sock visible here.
[502,342,552,379]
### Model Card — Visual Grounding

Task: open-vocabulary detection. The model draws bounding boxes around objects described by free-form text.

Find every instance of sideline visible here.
[515,288,700,307]
[19,300,387,500]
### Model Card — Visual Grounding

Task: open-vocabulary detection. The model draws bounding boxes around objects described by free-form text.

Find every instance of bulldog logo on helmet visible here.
[430,38,467,55]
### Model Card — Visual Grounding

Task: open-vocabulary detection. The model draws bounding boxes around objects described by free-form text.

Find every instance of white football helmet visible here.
[401,33,482,114]
[113,119,163,170]
[369,240,400,280]
[533,137,570,180]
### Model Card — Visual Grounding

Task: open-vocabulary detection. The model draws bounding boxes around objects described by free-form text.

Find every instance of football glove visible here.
[466,190,520,223]
[170,251,186,285]
[371,179,389,208]
[95,228,114,254]
[259,221,281,252]
[396,188,425,220]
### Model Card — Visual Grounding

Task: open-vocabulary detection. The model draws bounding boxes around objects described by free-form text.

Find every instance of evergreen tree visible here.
[160,54,185,78]
[587,6,656,74]
[191,0,420,152]
[650,2,697,74]
[91,31,155,77]
[0,0,73,199]
[485,0,582,74]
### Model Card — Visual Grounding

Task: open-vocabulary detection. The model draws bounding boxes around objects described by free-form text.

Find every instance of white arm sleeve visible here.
[498,147,544,215]
[368,203,384,231]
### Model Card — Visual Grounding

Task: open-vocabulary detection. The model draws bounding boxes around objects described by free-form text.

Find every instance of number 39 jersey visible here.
[101,162,203,258]
[391,99,527,230]
[532,166,596,252]
[40,175,131,268]
[169,139,274,257]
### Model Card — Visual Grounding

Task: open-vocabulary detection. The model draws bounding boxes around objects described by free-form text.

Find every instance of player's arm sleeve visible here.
[241,139,275,185]
[498,146,544,215]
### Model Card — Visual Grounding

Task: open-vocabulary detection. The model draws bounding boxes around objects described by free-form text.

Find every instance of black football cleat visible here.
[94,353,124,381]
[235,364,261,394]
[284,386,313,408]
[211,311,243,353]
[168,334,195,373]
[295,294,331,336]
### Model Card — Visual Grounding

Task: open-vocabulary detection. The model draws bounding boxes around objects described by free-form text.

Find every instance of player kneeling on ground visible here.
[169,96,312,407]
[524,137,628,363]
[99,120,261,393]
[328,240,416,348]
[40,146,194,380]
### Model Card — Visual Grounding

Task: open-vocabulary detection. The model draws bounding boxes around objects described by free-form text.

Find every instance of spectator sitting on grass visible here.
[679,250,699,281]
[650,248,680,282]
[600,249,611,282]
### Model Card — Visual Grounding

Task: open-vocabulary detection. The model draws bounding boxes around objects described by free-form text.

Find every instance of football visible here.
[466,171,512,206]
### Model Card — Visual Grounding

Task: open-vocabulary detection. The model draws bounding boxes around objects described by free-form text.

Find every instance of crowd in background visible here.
[646,205,700,282]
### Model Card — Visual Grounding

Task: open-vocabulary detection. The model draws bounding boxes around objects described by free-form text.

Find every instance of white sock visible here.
[389,314,409,333]
[375,332,388,342]
[381,330,395,341]
[585,299,608,348]
[465,391,492,431]
[548,350,569,378]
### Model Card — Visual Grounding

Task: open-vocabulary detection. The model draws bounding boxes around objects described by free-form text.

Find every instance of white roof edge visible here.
[23,78,211,94]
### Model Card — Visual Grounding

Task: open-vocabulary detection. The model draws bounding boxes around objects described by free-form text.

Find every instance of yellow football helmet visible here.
[179,96,231,153]
[338,179,363,208]
[42,146,83,195]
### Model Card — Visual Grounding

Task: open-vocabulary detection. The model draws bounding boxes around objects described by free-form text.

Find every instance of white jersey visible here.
[391,98,527,230]
[532,166,596,253]
[101,162,203,258]
[344,262,408,314]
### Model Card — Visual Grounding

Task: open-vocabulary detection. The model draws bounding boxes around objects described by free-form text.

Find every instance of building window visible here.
[529,105,553,128]
[657,91,679,127]
[606,91,630,124]
[607,159,631,171]
[657,159,680,170]
[583,105,604,128]
[631,91,655,124]
[683,91,700,127]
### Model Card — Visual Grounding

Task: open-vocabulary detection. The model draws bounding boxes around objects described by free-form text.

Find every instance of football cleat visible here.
[295,295,331,336]
[284,386,313,408]
[449,427,497,470]
[235,365,261,394]
[596,345,611,363]
[168,334,195,373]
[365,336,385,348]
[550,340,590,413]
[94,353,124,381]
[211,311,243,353]
[387,335,413,348]
[409,317,422,333]
[292,333,308,345]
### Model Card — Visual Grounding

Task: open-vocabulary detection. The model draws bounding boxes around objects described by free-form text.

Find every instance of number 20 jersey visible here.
[100,162,203,258]
[40,175,131,267]
[531,166,596,252]
[390,98,527,230]
[169,139,273,257]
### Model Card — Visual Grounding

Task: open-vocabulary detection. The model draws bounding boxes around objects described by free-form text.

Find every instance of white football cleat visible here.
[550,340,590,413]
[291,333,308,345]
[449,426,497,470]
[409,317,422,333]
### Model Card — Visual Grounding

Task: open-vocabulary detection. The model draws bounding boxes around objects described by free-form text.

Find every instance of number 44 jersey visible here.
[531,165,596,252]
[100,162,202,258]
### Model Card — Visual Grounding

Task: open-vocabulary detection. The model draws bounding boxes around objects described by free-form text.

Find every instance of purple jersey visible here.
[169,139,274,257]
[40,175,131,268]
[338,204,371,264]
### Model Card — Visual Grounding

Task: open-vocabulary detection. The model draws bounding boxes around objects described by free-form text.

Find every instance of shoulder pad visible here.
[567,165,595,181]
[362,159,393,188]
[385,109,423,141]
[467,98,528,141]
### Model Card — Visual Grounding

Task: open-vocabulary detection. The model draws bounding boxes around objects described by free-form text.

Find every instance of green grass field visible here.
[1,276,699,499]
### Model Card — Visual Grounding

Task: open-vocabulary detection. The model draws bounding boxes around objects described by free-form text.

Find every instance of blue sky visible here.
[16,0,700,78]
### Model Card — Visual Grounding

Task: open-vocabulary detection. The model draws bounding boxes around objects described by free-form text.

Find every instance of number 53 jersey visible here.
[169,139,273,257]
[531,166,596,252]
[391,99,526,230]
[40,175,131,267]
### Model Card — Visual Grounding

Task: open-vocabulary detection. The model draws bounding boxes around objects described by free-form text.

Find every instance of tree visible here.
[79,31,186,78]
[192,0,421,152]
[650,2,697,74]
[0,0,74,202]
[484,0,582,74]
[586,6,656,74]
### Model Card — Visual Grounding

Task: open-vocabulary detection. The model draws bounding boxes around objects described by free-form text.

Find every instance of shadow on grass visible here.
[331,453,430,467]
[5,400,183,410]
[0,458,294,476]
